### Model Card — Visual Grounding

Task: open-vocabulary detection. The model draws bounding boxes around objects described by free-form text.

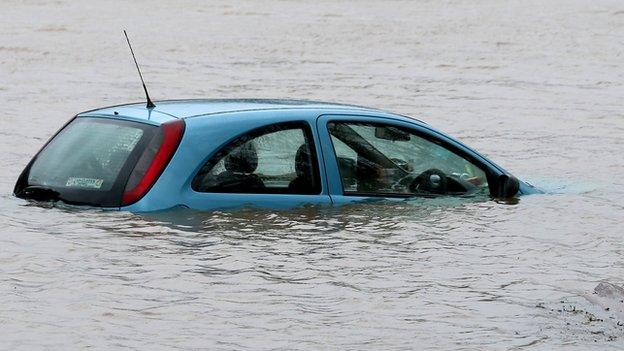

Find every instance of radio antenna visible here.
[123,30,155,109]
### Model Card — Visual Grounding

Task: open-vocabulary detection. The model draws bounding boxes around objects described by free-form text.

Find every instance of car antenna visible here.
[123,30,155,109]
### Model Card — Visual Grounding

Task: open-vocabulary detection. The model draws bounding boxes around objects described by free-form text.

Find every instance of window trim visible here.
[191,121,322,195]
[326,120,496,197]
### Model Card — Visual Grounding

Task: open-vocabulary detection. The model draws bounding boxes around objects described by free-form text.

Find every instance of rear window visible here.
[20,117,157,206]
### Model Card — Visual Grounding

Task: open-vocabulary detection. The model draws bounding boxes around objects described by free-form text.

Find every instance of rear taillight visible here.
[121,119,185,206]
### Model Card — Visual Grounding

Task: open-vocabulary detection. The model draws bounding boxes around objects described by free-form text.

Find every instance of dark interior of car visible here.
[207,143,267,193]
[329,123,475,196]
[287,144,317,194]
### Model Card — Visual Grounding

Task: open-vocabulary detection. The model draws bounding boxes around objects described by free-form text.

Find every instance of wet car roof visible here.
[78,99,385,123]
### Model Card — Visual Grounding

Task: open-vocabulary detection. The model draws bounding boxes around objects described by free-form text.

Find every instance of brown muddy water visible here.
[1,0,624,349]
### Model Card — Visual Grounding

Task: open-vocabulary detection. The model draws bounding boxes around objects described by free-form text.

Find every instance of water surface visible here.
[1,0,624,349]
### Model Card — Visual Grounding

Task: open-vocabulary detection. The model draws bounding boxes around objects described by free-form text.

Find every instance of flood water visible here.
[1,0,624,349]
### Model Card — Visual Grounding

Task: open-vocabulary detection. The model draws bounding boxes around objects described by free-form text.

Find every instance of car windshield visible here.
[23,117,156,206]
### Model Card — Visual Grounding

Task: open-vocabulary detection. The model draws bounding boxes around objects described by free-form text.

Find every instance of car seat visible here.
[210,142,266,193]
[288,144,316,194]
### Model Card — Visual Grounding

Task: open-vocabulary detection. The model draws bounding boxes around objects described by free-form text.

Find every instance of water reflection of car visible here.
[14,99,540,211]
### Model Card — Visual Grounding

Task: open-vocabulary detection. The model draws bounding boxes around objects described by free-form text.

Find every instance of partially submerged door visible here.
[316,115,493,205]
[188,121,332,210]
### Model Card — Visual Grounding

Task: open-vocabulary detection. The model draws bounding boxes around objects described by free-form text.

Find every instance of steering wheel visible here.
[409,168,449,195]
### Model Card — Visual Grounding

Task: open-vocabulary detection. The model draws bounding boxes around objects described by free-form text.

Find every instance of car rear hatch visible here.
[14,115,184,207]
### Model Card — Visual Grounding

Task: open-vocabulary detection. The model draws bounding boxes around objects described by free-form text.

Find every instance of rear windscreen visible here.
[21,117,157,206]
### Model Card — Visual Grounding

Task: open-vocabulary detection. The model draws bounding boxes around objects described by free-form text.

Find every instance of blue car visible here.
[14,99,538,211]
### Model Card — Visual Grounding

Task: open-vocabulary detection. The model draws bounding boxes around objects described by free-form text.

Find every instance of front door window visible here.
[327,122,489,196]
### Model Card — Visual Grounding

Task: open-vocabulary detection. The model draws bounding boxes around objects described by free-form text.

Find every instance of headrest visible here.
[295,144,311,177]
[224,142,258,174]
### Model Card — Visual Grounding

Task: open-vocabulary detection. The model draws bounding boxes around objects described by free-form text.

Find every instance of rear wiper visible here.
[17,185,61,201]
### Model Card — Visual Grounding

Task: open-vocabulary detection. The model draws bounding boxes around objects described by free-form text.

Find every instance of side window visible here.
[192,122,321,195]
[330,137,358,192]
[328,122,489,197]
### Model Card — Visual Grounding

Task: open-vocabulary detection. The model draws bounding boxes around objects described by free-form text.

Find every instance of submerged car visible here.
[14,99,538,211]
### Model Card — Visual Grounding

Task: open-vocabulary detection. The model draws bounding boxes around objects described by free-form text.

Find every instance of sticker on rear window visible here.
[66,177,104,189]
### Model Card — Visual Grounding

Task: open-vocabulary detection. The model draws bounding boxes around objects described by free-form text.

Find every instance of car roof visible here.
[77,98,398,124]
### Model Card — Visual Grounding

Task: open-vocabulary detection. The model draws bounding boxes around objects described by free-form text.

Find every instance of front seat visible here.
[209,142,266,193]
[288,144,316,194]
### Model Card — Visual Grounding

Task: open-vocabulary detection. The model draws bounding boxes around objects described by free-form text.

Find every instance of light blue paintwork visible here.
[76,99,538,212]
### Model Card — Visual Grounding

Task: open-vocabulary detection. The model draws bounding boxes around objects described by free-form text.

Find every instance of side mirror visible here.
[496,174,519,198]
[374,126,410,141]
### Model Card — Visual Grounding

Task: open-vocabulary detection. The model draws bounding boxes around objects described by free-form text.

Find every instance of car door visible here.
[316,114,497,205]
[187,120,332,210]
